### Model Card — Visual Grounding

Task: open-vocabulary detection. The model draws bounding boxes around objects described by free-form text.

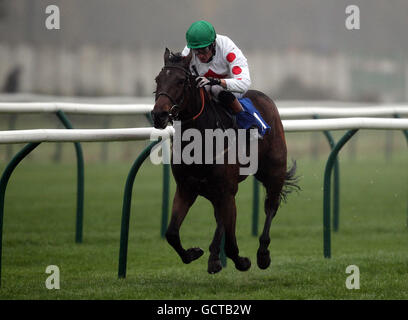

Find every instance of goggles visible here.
[192,46,211,55]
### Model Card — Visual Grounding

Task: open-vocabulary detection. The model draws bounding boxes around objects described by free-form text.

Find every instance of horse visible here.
[151,48,299,274]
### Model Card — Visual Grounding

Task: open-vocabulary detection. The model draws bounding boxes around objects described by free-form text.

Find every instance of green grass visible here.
[0,150,407,299]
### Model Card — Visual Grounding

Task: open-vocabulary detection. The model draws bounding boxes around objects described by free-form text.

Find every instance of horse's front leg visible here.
[207,211,224,274]
[212,195,251,272]
[166,186,203,264]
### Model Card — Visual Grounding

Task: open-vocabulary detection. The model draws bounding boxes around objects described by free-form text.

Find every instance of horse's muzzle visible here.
[151,110,169,129]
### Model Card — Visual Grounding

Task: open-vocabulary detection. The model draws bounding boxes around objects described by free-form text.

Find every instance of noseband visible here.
[155,65,190,120]
[155,65,205,123]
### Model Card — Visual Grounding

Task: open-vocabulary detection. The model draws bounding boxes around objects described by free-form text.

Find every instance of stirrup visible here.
[249,126,263,141]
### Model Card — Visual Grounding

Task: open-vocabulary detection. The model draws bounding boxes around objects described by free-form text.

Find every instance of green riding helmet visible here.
[186,20,216,49]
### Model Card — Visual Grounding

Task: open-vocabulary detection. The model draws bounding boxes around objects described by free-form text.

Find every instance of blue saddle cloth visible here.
[236,98,271,136]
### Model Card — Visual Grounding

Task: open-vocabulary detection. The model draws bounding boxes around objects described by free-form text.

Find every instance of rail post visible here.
[55,110,85,243]
[145,113,170,238]
[0,142,40,287]
[161,139,170,238]
[313,115,341,232]
[323,129,358,258]
[118,140,160,279]
[394,114,408,227]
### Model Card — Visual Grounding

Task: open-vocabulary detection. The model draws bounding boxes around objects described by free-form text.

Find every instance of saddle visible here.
[209,93,270,137]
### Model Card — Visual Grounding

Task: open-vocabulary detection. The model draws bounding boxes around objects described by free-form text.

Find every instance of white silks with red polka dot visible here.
[182,34,251,95]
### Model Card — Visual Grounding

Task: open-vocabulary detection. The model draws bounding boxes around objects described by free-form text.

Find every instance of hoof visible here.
[182,247,204,264]
[257,249,271,270]
[234,257,251,272]
[208,259,222,274]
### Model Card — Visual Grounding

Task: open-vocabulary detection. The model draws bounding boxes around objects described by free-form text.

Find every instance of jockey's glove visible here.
[196,76,221,88]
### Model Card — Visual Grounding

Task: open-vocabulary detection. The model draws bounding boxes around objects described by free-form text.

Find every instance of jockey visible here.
[182,20,269,138]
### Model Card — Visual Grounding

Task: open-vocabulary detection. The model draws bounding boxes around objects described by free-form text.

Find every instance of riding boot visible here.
[229,97,244,114]
[229,98,262,140]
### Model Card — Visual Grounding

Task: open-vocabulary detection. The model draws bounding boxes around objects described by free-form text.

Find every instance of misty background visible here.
[0,0,407,103]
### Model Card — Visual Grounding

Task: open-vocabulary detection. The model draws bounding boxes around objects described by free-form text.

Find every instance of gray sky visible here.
[0,0,407,58]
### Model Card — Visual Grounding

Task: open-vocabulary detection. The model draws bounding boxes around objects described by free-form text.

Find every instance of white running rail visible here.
[1,102,408,118]
[1,118,408,144]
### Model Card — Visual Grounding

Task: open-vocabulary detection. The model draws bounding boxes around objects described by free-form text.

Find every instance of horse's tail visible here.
[280,160,301,203]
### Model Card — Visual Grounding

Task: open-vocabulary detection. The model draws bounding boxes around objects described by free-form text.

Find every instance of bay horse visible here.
[151,48,299,274]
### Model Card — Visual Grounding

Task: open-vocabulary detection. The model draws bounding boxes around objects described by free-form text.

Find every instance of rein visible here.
[157,63,235,165]
[192,88,205,121]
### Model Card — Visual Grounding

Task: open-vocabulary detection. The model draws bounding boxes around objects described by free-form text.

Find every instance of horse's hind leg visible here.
[257,183,282,269]
[166,186,203,264]
[207,217,224,274]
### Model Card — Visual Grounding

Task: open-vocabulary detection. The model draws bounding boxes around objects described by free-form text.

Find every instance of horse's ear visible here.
[183,50,192,67]
[164,48,170,64]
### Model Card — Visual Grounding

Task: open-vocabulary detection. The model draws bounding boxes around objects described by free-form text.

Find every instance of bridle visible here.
[155,65,205,123]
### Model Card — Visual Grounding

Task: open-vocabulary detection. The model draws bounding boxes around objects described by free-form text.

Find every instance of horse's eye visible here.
[177,79,184,86]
